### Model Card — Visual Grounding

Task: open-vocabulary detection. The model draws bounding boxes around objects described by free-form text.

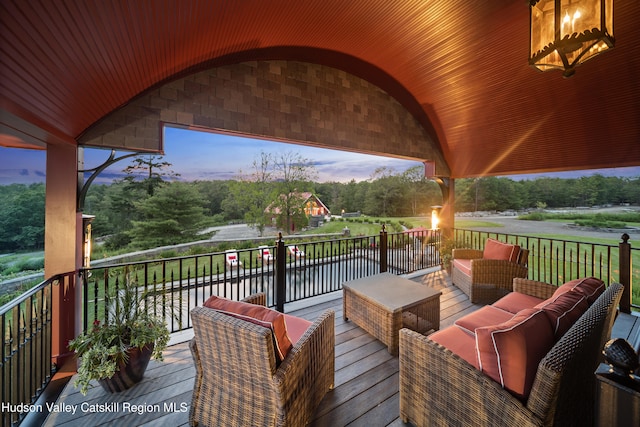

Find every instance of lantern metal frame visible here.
[529,0,614,77]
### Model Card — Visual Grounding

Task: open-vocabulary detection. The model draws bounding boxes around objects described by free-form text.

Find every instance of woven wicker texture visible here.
[343,275,440,355]
[189,293,335,427]
[513,278,558,300]
[451,247,529,304]
[399,281,623,427]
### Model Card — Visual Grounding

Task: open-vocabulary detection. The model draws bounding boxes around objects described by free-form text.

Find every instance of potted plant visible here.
[69,273,170,395]
[438,236,461,274]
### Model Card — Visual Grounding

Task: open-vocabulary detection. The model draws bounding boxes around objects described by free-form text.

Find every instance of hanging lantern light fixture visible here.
[529,0,614,77]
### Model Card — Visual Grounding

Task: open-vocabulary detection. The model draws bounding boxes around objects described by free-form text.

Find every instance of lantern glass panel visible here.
[531,0,556,57]
[559,0,601,39]
[605,0,613,36]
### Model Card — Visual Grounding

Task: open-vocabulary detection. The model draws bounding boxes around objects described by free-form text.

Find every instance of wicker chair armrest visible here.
[399,328,542,427]
[188,339,203,427]
[241,292,267,306]
[274,309,335,424]
[452,248,483,260]
[512,278,557,300]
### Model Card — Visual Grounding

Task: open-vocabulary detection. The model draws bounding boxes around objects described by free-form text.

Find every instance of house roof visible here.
[2,0,639,178]
[266,192,330,216]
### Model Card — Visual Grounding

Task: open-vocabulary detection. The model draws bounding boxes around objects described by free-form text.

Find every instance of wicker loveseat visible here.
[399,278,624,427]
[451,238,529,304]
[189,293,335,427]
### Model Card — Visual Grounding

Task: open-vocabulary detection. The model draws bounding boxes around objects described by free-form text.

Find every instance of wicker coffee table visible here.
[343,272,441,355]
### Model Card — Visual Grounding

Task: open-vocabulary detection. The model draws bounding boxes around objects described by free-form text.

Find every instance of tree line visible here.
[2,155,640,253]
[80,153,444,251]
[453,174,640,212]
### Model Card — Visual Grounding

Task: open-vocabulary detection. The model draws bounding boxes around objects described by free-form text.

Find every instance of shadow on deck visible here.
[42,269,479,427]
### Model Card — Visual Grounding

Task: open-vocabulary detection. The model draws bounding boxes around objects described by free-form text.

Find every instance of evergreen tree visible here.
[128,182,206,249]
[122,155,180,196]
[192,180,230,217]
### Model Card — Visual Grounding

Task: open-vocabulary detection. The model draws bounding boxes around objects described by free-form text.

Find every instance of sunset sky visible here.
[1,126,639,185]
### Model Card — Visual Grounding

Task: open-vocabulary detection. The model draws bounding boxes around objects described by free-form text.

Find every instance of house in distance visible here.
[266,192,331,232]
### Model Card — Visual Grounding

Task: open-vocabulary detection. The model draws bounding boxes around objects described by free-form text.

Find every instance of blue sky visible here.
[0,127,425,185]
[1,126,639,185]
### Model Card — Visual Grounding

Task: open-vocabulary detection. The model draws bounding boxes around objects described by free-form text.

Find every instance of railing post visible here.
[619,233,631,314]
[52,272,77,368]
[380,224,388,273]
[275,233,286,312]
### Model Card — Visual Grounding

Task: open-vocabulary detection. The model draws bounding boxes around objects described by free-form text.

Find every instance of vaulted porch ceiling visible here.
[1,0,639,178]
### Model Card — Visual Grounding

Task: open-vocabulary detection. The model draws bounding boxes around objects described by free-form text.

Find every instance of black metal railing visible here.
[79,228,441,333]
[0,272,70,427]
[451,228,638,311]
[3,226,638,425]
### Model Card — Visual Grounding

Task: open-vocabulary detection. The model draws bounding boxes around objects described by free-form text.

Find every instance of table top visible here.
[343,272,441,312]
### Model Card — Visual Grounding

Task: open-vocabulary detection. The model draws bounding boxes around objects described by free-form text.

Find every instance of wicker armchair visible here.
[451,243,529,304]
[189,293,335,427]
[399,280,624,427]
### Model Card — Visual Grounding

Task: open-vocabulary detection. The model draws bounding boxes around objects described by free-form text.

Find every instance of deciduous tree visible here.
[229,152,277,236]
[270,151,317,233]
[0,184,45,251]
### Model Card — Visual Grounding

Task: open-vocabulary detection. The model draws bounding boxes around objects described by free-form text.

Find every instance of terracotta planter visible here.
[98,344,154,393]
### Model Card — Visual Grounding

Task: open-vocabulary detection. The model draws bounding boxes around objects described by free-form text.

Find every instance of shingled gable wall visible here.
[79,60,448,176]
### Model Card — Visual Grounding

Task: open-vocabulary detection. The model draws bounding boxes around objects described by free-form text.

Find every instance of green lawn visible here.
[521,233,621,245]
[302,220,382,236]
[332,216,503,232]
[454,220,505,228]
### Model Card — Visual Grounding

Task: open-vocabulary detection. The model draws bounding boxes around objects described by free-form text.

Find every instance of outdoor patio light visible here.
[529,0,614,77]
[82,214,95,268]
[431,206,442,230]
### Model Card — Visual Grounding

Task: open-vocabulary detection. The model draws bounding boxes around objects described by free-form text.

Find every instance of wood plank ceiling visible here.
[1,0,639,178]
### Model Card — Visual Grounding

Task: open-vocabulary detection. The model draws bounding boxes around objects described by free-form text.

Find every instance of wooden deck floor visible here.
[43,269,480,427]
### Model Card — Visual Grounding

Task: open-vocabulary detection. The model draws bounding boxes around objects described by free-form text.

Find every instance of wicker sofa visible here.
[189,292,335,427]
[399,278,624,427]
[451,238,529,304]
